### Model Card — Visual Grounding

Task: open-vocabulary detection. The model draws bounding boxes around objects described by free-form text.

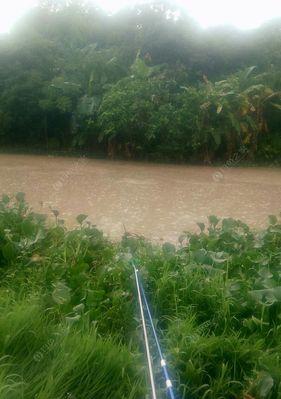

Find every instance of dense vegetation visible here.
[0,0,281,162]
[0,193,280,398]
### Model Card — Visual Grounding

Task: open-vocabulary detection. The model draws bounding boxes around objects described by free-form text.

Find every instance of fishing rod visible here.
[132,260,176,399]
[133,263,158,399]
[139,278,175,399]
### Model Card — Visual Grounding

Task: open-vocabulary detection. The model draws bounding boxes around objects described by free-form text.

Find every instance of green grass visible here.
[0,193,280,398]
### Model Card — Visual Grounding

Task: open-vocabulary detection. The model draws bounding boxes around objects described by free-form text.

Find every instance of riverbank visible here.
[0,195,280,399]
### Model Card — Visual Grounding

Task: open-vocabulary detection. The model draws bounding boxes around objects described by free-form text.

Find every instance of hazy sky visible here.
[1,0,281,33]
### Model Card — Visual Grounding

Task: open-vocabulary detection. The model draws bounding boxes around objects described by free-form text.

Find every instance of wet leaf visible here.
[77,214,88,225]
[208,215,219,228]
[52,282,71,305]
[250,286,281,305]
[255,372,274,398]
[65,315,81,325]
[51,209,59,218]
[16,192,25,202]
[73,303,85,314]
[197,222,205,232]
[162,242,176,254]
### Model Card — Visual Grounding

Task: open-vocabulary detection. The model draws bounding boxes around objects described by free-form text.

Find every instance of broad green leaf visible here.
[208,215,219,227]
[77,214,88,225]
[197,222,205,232]
[52,282,71,305]
[250,286,281,305]
[162,242,176,254]
[222,218,236,231]
[51,209,59,218]
[73,303,85,314]
[193,249,209,264]
[16,192,25,202]
[209,251,229,264]
[255,372,274,398]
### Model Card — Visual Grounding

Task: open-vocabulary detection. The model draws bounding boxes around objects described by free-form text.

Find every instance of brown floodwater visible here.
[0,154,280,242]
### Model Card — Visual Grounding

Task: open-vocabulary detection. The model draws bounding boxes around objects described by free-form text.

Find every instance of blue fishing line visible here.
[131,259,176,399]
[139,278,176,399]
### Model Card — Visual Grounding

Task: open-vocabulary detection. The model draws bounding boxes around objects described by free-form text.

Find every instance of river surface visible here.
[0,154,280,242]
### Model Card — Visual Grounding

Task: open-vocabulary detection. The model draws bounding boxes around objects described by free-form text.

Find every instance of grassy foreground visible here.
[0,194,280,399]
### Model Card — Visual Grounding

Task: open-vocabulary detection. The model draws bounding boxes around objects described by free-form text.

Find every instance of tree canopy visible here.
[0,0,280,162]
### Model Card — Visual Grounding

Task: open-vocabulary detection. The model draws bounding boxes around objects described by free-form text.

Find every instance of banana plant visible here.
[196,67,281,160]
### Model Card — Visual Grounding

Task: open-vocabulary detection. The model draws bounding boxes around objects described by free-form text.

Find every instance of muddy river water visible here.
[0,154,280,242]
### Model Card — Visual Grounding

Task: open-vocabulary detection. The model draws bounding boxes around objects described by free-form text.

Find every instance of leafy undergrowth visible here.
[0,193,280,399]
